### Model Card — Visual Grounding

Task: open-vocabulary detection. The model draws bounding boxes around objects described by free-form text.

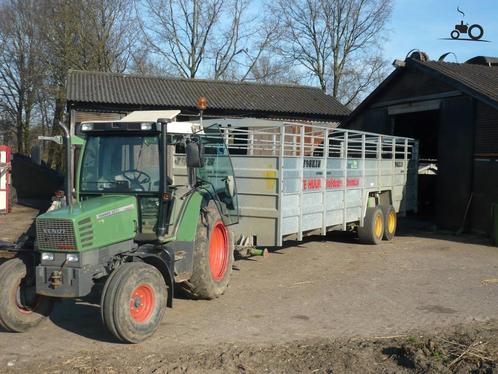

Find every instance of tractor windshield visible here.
[80,135,160,193]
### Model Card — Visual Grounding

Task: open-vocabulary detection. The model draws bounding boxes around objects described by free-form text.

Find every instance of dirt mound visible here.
[146,324,498,374]
[20,321,498,374]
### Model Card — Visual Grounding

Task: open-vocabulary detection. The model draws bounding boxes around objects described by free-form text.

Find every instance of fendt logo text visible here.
[43,228,66,235]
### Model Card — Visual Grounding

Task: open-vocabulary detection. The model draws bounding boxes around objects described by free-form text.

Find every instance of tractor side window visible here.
[197,129,239,226]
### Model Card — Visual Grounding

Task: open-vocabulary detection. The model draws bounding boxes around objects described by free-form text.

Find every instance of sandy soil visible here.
[1,218,498,373]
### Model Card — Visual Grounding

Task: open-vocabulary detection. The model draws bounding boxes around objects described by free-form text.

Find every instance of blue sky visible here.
[385,0,498,63]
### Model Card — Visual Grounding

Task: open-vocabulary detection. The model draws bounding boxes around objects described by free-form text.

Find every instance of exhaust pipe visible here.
[58,122,72,208]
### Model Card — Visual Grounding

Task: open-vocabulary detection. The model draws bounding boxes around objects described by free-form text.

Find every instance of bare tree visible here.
[271,0,392,106]
[37,0,137,167]
[0,0,44,154]
[246,55,301,84]
[80,0,138,73]
[210,0,248,79]
[140,0,277,80]
[141,0,224,78]
[128,42,176,76]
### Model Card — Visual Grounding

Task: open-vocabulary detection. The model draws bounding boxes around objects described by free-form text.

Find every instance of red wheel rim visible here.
[129,284,155,323]
[15,283,39,314]
[209,221,229,281]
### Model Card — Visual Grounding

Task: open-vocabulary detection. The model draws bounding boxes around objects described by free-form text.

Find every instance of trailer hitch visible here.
[49,270,63,289]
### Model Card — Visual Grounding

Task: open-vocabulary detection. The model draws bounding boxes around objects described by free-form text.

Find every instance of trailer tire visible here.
[0,258,53,332]
[358,206,385,245]
[101,262,167,343]
[189,202,233,300]
[382,205,397,241]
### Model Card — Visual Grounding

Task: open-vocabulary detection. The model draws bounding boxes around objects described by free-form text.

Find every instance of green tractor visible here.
[0,110,239,343]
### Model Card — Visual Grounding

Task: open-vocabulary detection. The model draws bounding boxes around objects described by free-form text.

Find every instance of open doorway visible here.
[391,110,440,218]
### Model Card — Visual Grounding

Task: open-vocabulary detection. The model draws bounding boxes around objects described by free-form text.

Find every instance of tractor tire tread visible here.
[0,258,53,332]
[189,202,233,300]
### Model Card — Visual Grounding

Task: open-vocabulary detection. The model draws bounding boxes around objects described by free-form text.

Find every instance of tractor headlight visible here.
[66,254,79,263]
[141,123,153,130]
[41,252,54,261]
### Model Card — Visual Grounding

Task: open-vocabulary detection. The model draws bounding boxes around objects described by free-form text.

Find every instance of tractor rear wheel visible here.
[358,206,385,245]
[189,202,233,300]
[0,258,53,332]
[101,262,167,343]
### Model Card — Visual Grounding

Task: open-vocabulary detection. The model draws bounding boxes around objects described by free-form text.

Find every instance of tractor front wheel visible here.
[0,258,53,332]
[101,262,167,343]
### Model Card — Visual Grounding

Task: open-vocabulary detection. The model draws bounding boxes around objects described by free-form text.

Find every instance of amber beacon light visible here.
[197,96,208,111]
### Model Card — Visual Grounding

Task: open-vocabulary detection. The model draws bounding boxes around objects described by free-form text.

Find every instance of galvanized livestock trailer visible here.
[174,119,419,247]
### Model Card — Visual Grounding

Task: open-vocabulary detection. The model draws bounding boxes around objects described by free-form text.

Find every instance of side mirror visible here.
[186,141,204,168]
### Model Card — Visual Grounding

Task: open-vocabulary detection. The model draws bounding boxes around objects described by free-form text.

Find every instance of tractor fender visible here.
[133,247,175,308]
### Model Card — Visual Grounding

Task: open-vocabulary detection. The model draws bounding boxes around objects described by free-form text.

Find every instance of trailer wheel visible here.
[190,202,233,300]
[0,258,53,332]
[101,262,167,343]
[358,206,385,245]
[382,205,397,241]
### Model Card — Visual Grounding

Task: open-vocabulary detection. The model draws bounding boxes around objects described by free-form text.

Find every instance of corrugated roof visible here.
[66,70,350,119]
[407,58,498,108]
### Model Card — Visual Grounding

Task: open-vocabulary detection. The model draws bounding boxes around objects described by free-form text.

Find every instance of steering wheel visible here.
[120,169,151,191]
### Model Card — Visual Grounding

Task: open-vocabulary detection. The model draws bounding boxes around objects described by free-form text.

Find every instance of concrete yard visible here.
[1,218,498,372]
[0,205,38,244]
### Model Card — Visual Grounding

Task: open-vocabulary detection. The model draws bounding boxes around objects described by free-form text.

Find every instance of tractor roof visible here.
[80,110,203,134]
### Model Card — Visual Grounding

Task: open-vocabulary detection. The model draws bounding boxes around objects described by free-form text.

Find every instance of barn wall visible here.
[74,111,125,123]
[474,103,498,156]
[347,69,454,133]
[372,69,454,103]
[471,102,498,234]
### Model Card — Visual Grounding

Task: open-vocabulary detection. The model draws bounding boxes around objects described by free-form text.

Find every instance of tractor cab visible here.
[76,110,238,239]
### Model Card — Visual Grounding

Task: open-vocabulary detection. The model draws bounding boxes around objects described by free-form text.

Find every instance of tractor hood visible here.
[36,195,138,252]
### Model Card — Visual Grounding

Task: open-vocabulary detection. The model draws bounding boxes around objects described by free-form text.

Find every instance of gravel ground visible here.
[0,205,38,244]
[1,218,498,373]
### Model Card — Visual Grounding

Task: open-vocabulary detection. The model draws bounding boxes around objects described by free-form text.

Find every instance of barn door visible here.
[436,96,474,230]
